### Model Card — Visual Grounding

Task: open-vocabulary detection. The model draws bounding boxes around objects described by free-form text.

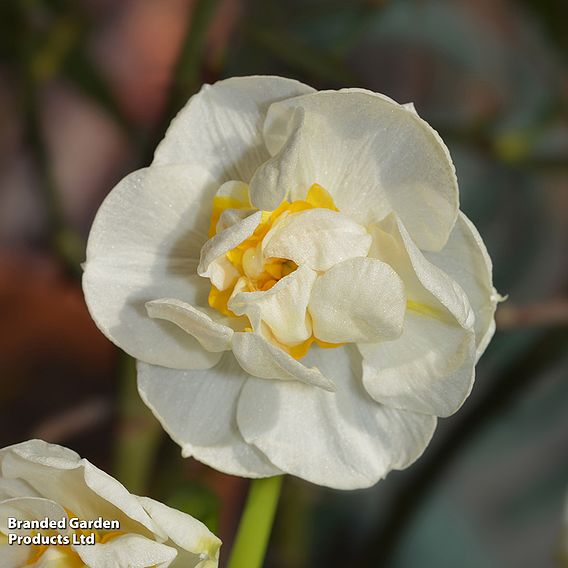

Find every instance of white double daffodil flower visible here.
[0,440,220,567]
[83,76,500,489]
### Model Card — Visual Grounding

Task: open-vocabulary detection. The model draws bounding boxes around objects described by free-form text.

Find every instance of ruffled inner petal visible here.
[231,332,335,392]
[362,213,477,417]
[198,211,262,281]
[423,212,499,360]
[309,257,406,344]
[262,208,372,272]
[229,265,317,345]
[146,298,234,352]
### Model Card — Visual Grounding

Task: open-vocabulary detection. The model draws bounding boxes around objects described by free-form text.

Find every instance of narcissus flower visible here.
[83,76,499,489]
[0,440,220,567]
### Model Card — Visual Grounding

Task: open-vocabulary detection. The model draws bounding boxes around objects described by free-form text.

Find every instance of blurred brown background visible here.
[1,1,567,567]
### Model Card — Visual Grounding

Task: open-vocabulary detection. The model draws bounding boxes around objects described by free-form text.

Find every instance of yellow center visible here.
[24,510,125,566]
[207,183,343,359]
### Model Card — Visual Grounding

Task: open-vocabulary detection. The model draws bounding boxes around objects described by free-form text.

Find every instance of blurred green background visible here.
[0,0,567,566]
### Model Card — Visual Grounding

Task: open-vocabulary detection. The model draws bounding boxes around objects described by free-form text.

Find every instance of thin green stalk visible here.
[227,476,283,568]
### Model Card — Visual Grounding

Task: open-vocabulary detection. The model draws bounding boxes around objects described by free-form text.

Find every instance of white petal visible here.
[0,439,81,467]
[206,255,240,291]
[359,313,476,417]
[146,299,233,352]
[232,332,335,392]
[214,180,251,204]
[260,89,458,251]
[74,534,176,568]
[0,496,67,536]
[362,214,477,416]
[229,265,317,344]
[402,102,418,114]
[216,209,256,234]
[369,213,474,330]
[248,107,306,210]
[0,440,160,538]
[197,211,262,278]
[0,542,30,567]
[25,547,70,567]
[309,257,406,343]
[262,209,371,272]
[0,477,40,501]
[138,496,221,566]
[153,76,315,183]
[212,180,254,233]
[83,165,221,370]
[236,345,437,489]
[137,358,281,478]
[424,212,498,360]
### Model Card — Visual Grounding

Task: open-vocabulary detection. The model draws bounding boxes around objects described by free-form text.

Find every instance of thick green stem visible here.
[227,476,283,568]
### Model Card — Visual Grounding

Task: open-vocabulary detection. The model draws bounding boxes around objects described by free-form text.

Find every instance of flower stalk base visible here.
[227,476,283,568]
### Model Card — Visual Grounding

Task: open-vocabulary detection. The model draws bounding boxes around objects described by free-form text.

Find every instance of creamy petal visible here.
[146,298,233,352]
[259,89,458,251]
[232,332,335,391]
[402,102,418,114]
[424,212,498,359]
[309,257,406,343]
[362,213,477,416]
[27,547,73,567]
[0,497,67,536]
[236,346,437,489]
[198,211,262,278]
[216,209,256,234]
[229,265,317,344]
[212,180,254,233]
[0,441,160,538]
[0,478,40,501]
[0,441,221,568]
[83,165,220,370]
[206,255,240,291]
[74,534,176,568]
[0,542,30,567]
[262,209,371,272]
[359,313,476,417]
[214,180,251,204]
[137,358,281,478]
[248,107,306,210]
[138,496,221,567]
[368,213,474,330]
[153,76,315,184]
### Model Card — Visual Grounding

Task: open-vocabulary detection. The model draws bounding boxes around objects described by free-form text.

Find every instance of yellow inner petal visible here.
[207,183,343,358]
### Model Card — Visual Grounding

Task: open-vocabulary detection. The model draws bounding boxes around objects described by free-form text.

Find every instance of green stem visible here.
[227,476,283,568]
